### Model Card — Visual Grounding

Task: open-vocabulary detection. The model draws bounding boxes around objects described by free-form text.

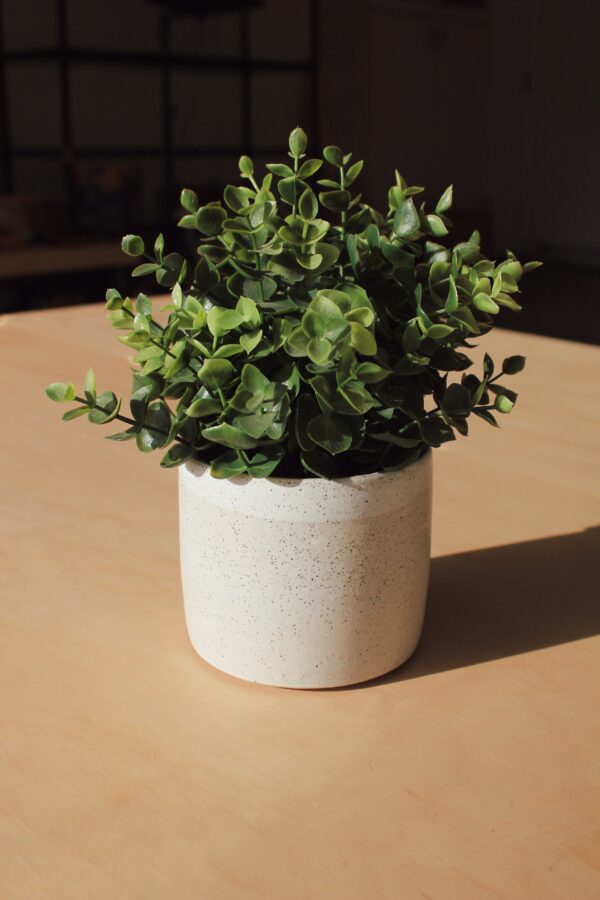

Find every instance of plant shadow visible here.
[343,525,600,689]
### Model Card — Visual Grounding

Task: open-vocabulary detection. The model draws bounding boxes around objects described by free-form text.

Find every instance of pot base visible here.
[179,451,432,691]
[188,623,423,688]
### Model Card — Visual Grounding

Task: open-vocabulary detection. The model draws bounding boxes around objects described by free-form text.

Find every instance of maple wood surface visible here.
[1,304,599,899]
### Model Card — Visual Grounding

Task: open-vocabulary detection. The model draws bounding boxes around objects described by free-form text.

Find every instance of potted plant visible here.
[47,127,540,689]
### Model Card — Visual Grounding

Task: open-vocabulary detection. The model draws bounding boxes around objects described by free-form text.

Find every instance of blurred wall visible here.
[2,0,315,225]
[2,0,599,289]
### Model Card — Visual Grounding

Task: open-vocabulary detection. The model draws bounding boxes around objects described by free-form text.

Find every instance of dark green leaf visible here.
[307,414,352,455]
[160,443,194,467]
[196,205,227,236]
[502,355,526,375]
[88,391,121,425]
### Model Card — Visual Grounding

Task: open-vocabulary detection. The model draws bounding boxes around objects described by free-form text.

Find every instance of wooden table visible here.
[1,304,599,899]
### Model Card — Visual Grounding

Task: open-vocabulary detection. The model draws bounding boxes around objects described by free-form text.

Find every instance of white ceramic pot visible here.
[179,450,432,689]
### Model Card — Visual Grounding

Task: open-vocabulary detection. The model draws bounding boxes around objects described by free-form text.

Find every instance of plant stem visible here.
[75,396,195,449]
[292,154,299,219]
[339,164,347,237]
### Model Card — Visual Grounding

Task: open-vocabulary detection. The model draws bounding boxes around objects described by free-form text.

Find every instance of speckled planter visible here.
[179,450,432,689]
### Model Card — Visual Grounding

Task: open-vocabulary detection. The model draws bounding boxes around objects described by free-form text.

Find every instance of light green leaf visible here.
[393,198,420,238]
[436,184,453,214]
[207,306,244,338]
[46,381,76,403]
[350,323,377,356]
[198,359,234,389]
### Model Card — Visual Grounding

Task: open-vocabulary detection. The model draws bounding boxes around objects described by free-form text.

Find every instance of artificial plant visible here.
[46,127,540,479]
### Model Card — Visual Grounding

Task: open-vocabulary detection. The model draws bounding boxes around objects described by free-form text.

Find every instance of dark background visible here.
[1,0,598,343]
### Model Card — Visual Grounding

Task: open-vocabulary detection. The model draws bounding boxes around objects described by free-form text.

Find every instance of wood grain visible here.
[1,304,599,899]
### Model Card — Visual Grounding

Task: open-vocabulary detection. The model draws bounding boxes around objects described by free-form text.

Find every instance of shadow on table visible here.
[351,525,600,689]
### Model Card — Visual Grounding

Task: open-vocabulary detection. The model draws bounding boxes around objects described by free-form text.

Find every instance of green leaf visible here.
[369,432,421,449]
[307,337,332,364]
[298,188,318,221]
[89,391,121,425]
[350,323,377,356]
[307,414,352,455]
[241,363,269,394]
[474,408,499,427]
[196,205,227,236]
[445,275,459,312]
[186,389,222,417]
[473,293,500,314]
[265,163,293,178]
[523,260,543,274]
[502,355,526,375]
[419,415,456,446]
[242,275,277,303]
[494,394,514,414]
[84,368,96,403]
[246,446,285,478]
[46,381,76,403]
[426,214,449,237]
[202,422,258,450]
[285,326,310,357]
[483,353,494,377]
[105,288,122,310]
[323,145,344,166]
[393,199,420,238]
[402,320,421,353]
[295,393,319,452]
[427,324,455,340]
[442,383,471,415]
[156,252,184,289]
[239,155,254,176]
[177,214,197,230]
[62,406,89,421]
[236,295,261,328]
[301,448,338,479]
[356,362,390,384]
[160,443,194,468]
[298,158,322,178]
[180,188,198,213]
[289,126,308,157]
[233,411,276,439]
[207,306,244,338]
[132,262,159,277]
[135,401,171,451]
[223,184,252,213]
[105,426,139,441]
[436,184,453,214]
[210,450,247,479]
[345,160,363,186]
[198,359,234,389]
[121,234,144,256]
[240,329,263,353]
[319,189,350,212]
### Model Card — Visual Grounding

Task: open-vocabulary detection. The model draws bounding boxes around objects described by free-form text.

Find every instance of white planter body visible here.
[179,451,432,689]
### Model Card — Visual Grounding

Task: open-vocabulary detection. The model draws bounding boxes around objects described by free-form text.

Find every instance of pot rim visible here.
[183,445,431,488]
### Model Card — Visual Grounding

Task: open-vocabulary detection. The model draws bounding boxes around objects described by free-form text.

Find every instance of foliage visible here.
[46,127,540,479]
